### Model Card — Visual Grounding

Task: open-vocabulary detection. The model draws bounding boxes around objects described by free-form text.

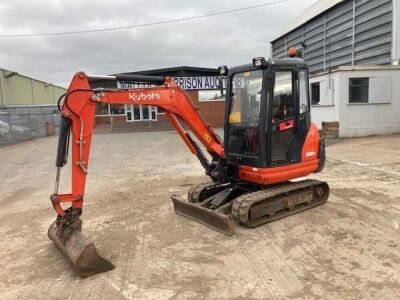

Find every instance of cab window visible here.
[227,70,262,158]
[272,71,293,122]
[299,70,309,114]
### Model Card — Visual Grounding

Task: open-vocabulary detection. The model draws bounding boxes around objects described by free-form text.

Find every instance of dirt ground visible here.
[0,131,399,300]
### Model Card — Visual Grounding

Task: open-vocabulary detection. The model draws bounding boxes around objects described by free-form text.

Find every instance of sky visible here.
[0,0,318,87]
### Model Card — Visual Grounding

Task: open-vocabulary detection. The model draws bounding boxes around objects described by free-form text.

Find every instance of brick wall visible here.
[189,90,225,128]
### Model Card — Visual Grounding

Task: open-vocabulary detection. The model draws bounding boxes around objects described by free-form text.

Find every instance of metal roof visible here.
[271,0,346,42]
[271,0,393,72]
[0,67,66,89]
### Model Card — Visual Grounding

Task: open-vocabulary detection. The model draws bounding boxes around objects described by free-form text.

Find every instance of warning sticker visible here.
[203,133,212,143]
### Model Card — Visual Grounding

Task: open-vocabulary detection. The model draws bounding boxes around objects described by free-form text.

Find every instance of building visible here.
[92,66,226,132]
[0,68,66,108]
[271,0,400,137]
[0,68,67,145]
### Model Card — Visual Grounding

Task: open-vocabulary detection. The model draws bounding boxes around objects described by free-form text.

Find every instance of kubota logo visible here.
[129,92,161,102]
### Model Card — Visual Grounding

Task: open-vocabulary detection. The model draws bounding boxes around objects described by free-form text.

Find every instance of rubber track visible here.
[231,179,329,228]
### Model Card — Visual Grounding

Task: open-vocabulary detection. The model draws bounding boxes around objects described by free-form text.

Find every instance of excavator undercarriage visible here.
[172,179,329,235]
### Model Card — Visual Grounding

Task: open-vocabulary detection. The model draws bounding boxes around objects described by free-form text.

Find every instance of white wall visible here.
[337,69,400,137]
[309,68,400,137]
[309,72,339,129]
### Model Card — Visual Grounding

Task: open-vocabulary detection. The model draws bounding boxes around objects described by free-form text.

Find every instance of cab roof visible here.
[229,58,308,75]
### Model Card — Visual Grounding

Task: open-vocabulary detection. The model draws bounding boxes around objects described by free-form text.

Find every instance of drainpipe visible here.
[51,85,55,103]
[0,71,4,106]
[351,0,356,65]
[31,79,35,105]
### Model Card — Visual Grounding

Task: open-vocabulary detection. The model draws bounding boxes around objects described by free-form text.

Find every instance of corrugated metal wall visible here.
[271,0,393,72]
[0,69,67,106]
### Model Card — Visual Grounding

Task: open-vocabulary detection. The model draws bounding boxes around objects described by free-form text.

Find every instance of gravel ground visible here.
[0,131,399,299]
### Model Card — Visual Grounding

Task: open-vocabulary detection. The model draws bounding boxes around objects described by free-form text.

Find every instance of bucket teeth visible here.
[171,195,235,236]
[48,220,114,278]
[71,243,115,277]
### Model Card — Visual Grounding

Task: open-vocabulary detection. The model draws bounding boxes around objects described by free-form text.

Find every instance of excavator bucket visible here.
[48,220,114,277]
[171,195,235,236]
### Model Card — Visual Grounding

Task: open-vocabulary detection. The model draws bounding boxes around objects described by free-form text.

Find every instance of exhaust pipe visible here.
[48,220,114,277]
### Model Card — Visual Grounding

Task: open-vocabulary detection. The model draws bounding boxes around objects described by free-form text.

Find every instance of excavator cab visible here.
[223,57,313,170]
[174,56,327,235]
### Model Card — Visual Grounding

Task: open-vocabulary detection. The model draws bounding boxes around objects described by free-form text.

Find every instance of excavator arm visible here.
[52,72,224,217]
[49,71,225,277]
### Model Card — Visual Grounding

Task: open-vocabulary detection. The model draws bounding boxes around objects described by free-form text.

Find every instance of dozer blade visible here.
[171,195,235,236]
[48,220,114,278]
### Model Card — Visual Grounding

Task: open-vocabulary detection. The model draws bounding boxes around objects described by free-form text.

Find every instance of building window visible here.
[96,103,126,115]
[95,103,110,115]
[110,104,125,115]
[349,78,369,103]
[151,107,157,119]
[125,104,157,122]
[311,82,320,105]
[198,90,225,102]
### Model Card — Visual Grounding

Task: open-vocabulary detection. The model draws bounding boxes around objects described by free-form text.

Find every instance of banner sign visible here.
[172,76,226,90]
[118,76,227,90]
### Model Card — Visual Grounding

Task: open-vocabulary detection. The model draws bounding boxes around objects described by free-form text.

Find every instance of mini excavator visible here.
[49,49,329,277]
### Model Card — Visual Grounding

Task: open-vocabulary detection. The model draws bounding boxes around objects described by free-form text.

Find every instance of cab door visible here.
[269,70,296,165]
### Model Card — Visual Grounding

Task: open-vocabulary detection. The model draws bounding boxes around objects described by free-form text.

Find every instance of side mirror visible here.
[217,77,226,97]
[217,66,228,97]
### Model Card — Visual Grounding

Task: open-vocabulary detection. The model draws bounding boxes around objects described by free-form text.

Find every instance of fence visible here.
[0,106,60,146]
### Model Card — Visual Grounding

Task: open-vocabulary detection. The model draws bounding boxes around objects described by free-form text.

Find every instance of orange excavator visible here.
[49,51,329,277]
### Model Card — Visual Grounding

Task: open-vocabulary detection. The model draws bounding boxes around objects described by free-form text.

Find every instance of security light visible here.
[218,66,229,76]
[252,57,267,68]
